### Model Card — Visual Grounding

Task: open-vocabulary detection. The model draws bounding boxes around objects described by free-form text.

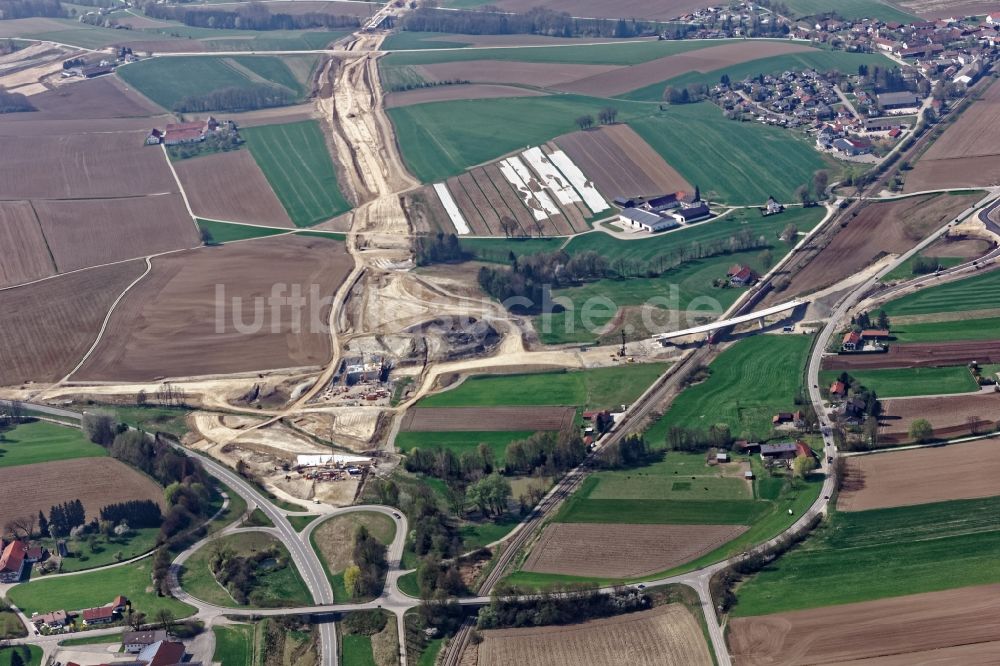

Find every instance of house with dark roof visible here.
[0,540,27,583]
[669,201,712,224]
[877,91,921,108]
[136,639,186,666]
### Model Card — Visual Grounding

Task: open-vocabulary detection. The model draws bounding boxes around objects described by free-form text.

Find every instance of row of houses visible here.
[31,595,129,632]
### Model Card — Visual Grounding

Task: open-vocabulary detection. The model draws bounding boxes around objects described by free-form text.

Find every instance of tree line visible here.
[0,89,34,114]
[399,7,657,38]
[343,525,388,599]
[415,232,471,266]
[208,542,287,605]
[477,587,649,629]
[139,1,360,31]
[99,500,162,529]
[173,83,296,113]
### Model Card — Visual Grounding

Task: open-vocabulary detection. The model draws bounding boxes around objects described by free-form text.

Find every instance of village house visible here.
[833,137,873,156]
[829,380,847,399]
[727,264,756,286]
[31,610,68,631]
[24,544,47,563]
[842,330,863,351]
[0,540,27,583]
[841,397,868,425]
[123,629,168,653]
[669,201,712,224]
[772,410,804,426]
[81,605,117,626]
[760,441,814,463]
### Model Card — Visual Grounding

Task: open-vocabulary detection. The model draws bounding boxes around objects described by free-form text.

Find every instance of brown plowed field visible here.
[457,173,500,234]
[483,163,537,234]
[0,200,55,288]
[400,406,575,432]
[729,584,1000,666]
[385,84,546,108]
[556,41,813,97]
[471,167,529,236]
[33,194,197,273]
[175,150,294,227]
[469,604,713,666]
[897,0,998,19]
[838,438,1000,511]
[523,523,748,578]
[926,234,994,258]
[74,235,354,382]
[446,176,490,235]
[554,125,691,199]
[821,340,1000,370]
[483,0,719,20]
[0,131,177,199]
[879,391,1000,444]
[0,260,145,386]
[778,193,980,298]
[418,60,621,88]
[904,79,1000,191]
[23,76,163,120]
[0,458,165,528]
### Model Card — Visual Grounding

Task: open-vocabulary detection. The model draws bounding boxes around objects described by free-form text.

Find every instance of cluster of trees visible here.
[598,434,653,468]
[664,423,734,452]
[414,232,470,266]
[464,473,512,518]
[399,7,656,38]
[173,84,295,113]
[99,500,162,529]
[167,130,243,160]
[477,588,648,629]
[504,430,587,477]
[850,309,890,331]
[662,83,710,105]
[573,106,618,130]
[405,443,495,484]
[856,64,910,94]
[794,170,830,206]
[140,2,360,31]
[46,500,86,537]
[208,543,285,605]
[343,526,388,599]
[0,89,35,114]
[3,648,33,666]
[0,0,64,19]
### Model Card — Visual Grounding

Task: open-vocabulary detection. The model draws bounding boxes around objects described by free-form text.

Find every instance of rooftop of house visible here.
[82,606,116,621]
[0,540,26,573]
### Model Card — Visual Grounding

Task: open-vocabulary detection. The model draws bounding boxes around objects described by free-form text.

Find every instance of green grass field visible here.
[197,219,290,244]
[241,120,352,227]
[889,316,1000,343]
[0,646,41,666]
[179,532,312,608]
[629,105,835,204]
[395,430,537,459]
[138,23,349,51]
[288,514,320,531]
[0,612,25,640]
[390,94,832,204]
[882,269,1000,316]
[819,366,978,398]
[40,528,160,573]
[625,50,895,101]
[108,405,190,438]
[418,364,668,411]
[341,634,376,666]
[586,452,753,501]
[117,55,310,111]
[733,496,1000,616]
[783,0,918,21]
[382,31,474,50]
[557,476,768,524]
[417,639,444,666]
[0,420,105,468]
[458,514,520,550]
[647,334,813,443]
[8,559,195,618]
[534,251,769,344]
[882,255,964,282]
[311,512,396,601]
[564,207,824,264]
[213,624,254,666]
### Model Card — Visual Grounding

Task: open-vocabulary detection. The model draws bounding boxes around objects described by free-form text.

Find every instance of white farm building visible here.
[618,207,679,232]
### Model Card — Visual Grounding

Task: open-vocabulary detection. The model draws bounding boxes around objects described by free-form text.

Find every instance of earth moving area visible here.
[73,235,354,382]
[838,438,1000,511]
[729,584,1000,666]
[463,603,713,666]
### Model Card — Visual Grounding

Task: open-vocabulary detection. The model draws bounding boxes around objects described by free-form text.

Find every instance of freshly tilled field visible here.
[0,200,54,288]
[821,340,1000,369]
[729,584,1000,665]
[0,457,165,529]
[838,438,1000,511]
[522,522,748,578]
[879,391,1000,443]
[468,604,713,666]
